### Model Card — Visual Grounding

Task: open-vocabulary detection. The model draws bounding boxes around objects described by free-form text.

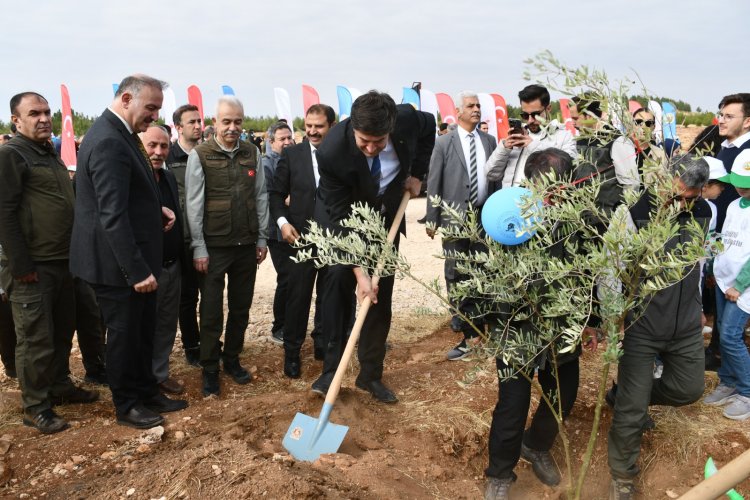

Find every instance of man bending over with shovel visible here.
[311,91,435,403]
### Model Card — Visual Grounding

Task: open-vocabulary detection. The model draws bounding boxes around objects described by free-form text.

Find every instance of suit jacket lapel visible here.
[450,131,468,170]
[103,110,160,198]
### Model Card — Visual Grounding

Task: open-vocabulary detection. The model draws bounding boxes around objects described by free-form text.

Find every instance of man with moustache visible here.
[0,92,98,434]
[312,91,435,403]
[185,96,269,396]
[426,91,498,360]
[166,104,203,366]
[71,75,183,429]
[270,104,336,377]
[139,125,189,398]
[262,122,294,346]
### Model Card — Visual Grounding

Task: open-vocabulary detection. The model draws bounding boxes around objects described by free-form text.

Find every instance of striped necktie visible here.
[468,133,478,206]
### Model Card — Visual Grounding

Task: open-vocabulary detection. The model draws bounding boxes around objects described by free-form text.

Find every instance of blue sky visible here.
[1,0,743,122]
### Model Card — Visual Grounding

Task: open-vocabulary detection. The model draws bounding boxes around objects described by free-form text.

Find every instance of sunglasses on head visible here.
[635,119,655,127]
[520,110,545,120]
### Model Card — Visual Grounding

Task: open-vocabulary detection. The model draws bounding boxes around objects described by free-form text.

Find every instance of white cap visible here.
[704,156,727,181]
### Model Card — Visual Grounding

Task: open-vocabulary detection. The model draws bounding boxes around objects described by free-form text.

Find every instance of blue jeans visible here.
[716,291,750,396]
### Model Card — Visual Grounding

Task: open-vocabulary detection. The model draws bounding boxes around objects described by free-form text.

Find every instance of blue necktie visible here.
[370,154,381,188]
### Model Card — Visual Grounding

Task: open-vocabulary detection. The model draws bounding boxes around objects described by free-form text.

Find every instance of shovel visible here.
[283,190,412,462]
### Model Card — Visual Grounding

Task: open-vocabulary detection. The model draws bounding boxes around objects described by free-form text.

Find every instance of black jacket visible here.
[314,104,435,236]
[270,142,317,235]
[70,109,163,287]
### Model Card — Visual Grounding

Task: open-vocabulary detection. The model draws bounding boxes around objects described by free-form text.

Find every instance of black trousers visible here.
[179,243,200,351]
[92,284,159,415]
[73,278,106,376]
[0,299,15,374]
[268,239,293,335]
[320,263,394,383]
[443,237,487,339]
[486,357,579,480]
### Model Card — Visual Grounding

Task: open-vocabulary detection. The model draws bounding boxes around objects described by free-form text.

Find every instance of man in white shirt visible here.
[485,84,576,187]
[269,105,336,378]
[425,91,498,360]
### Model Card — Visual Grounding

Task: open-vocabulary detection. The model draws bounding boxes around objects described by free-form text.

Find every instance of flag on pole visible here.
[222,85,235,96]
[648,100,663,144]
[112,83,119,96]
[337,86,353,120]
[491,94,509,139]
[628,100,643,114]
[302,85,320,115]
[477,93,497,138]
[559,98,577,136]
[402,88,420,109]
[661,102,677,141]
[435,93,456,124]
[273,87,294,134]
[187,85,204,131]
[420,89,439,133]
[60,84,77,169]
[162,88,178,141]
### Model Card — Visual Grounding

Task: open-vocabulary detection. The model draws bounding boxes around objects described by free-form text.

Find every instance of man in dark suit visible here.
[312,91,435,403]
[71,75,186,429]
[271,104,336,378]
[426,91,498,360]
[138,125,189,397]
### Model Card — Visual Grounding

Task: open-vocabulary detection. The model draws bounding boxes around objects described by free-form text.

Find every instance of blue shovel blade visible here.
[283,408,349,462]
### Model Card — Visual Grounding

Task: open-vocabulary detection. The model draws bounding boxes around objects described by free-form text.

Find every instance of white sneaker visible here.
[704,385,737,406]
[723,395,750,420]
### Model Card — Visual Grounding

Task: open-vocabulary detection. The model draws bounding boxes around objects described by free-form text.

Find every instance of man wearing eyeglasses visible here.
[485,84,576,187]
[713,93,750,232]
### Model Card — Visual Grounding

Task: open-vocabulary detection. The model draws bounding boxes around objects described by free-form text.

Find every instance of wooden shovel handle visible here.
[323,191,412,406]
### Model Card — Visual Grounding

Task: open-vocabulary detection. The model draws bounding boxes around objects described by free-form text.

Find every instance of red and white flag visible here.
[187,85,204,130]
[436,93,456,124]
[60,84,76,169]
[491,94,509,139]
[302,85,320,115]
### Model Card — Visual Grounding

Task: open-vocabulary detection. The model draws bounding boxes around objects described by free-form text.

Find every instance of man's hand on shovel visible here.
[354,267,379,304]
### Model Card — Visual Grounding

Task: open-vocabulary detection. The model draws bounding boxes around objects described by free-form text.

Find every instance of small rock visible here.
[212,464,222,476]
[387,429,397,434]
[174,431,185,441]
[666,489,679,499]
[136,444,150,454]
[271,453,294,465]
[19,494,29,499]
[101,451,117,460]
[139,426,165,445]
[126,488,135,496]
[71,455,86,465]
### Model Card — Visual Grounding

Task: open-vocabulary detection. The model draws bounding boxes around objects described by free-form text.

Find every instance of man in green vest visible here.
[184,96,269,396]
[0,92,98,434]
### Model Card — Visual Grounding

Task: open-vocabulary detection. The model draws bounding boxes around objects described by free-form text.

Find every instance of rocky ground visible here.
[0,125,747,499]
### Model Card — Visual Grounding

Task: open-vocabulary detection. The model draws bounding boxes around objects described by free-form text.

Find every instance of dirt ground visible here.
[1,125,747,500]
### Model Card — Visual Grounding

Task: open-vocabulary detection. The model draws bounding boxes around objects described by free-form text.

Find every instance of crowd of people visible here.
[0,75,748,500]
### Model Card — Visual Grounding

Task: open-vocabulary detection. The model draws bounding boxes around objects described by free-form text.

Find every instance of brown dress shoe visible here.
[159,377,185,394]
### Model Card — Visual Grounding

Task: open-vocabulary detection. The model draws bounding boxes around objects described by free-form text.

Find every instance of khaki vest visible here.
[194,139,260,247]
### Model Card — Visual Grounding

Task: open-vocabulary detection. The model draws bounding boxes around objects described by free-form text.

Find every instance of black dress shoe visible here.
[50,385,99,406]
[202,370,220,396]
[355,378,398,404]
[284,354,301,379]
[222,358,252,385]
[143,392,188,413]
[184,347,201,367]
[117,404,164,429]
[311,373,333,397]
[23,408,69,434]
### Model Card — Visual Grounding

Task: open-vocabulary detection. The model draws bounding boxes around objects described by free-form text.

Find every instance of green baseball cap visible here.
[719,149,750,188]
